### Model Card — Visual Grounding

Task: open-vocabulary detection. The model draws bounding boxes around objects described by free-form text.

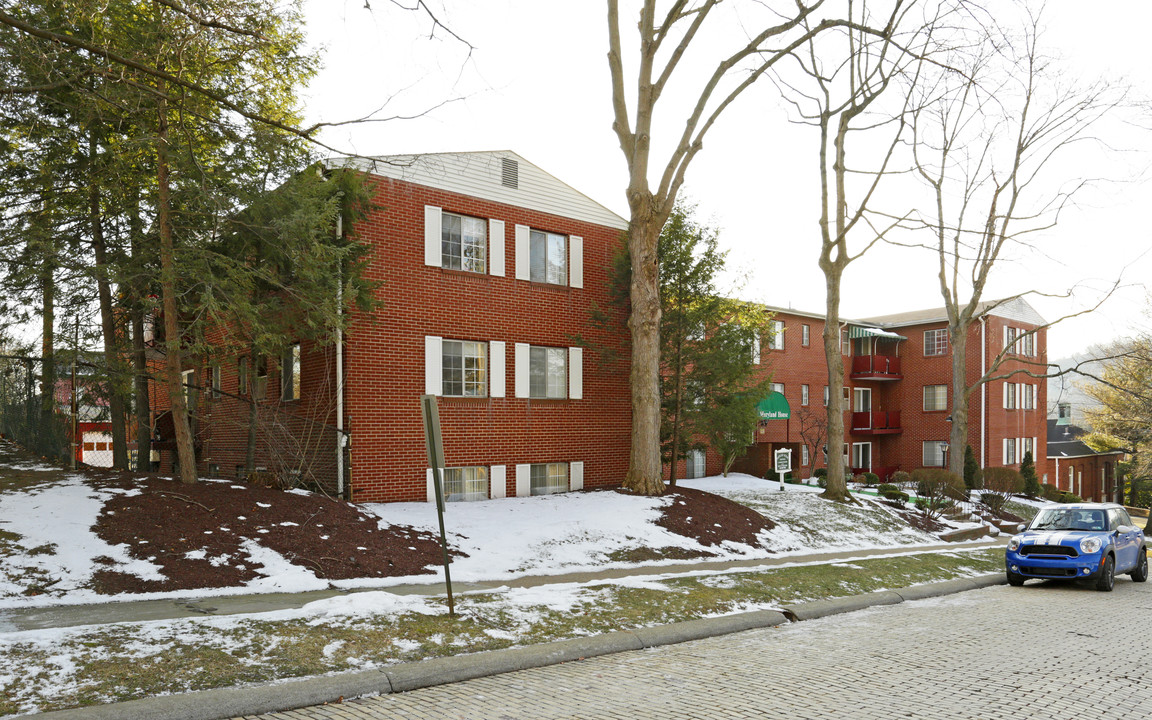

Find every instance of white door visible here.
[851,442,872,473]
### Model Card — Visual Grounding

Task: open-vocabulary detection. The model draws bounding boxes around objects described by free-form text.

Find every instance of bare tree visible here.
[906,5,1127,476]
[776,0,945,501]
[796,405,828,480]
[606,0,858,495]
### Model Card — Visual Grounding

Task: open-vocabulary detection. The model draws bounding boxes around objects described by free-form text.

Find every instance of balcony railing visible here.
[850,355,902,380]
[850,410,902,434]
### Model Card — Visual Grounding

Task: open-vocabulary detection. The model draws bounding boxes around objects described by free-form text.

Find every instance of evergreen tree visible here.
[1020,451,1039,497]
[963,444,982,490]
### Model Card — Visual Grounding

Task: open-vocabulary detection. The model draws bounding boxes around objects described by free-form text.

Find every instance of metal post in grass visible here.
[774,448,792,491]
[420,394,455,616]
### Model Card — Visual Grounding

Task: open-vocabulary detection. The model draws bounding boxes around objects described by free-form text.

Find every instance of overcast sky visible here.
[300,1,1152,359]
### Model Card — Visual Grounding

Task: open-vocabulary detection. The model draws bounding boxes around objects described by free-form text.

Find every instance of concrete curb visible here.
[31,574,1005,720]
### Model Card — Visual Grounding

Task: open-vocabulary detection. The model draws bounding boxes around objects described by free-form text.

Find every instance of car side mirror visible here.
[1115,525,1133,534]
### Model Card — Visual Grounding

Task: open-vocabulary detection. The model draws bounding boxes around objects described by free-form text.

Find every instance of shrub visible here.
[1061,492,1084,503]
[891,470,911,485]
[980,492,1006,514]
[860,472,880,486]
[876,483,899,495]
[1020,452,1040,497]
[1041,483,1063,502]
[883,490,910,503]
[813,468,828,479]
[911,468,965,520]
[816,475,828,489]
[963,445,983,490]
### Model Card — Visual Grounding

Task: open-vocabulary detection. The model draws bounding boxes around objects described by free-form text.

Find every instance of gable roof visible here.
[1046,419,1125,459]
[329,151,629,231]
[861,297,1046,328]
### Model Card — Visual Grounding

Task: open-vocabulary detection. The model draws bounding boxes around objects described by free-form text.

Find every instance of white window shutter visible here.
[490,465,507,499]
[425,336,443,395]
[514,343,530,398]
[489,219,505,277]
[426,468,435,502]
[569,235,583,288]
[570,461,584,491]
[1003,438,1008,464]
[515,464,531,497]
[568,347,583,400]
[424,206,442,267]
[489,341,506,398]
[752,335,761,365]
[515,224,530,280]
[1002,382,1008,409]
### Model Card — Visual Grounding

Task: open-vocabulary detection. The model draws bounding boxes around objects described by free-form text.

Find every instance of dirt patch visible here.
[651,486,777,550]
[90,475,455,594]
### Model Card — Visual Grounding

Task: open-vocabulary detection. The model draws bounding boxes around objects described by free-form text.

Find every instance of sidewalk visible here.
[1,538,1006,633]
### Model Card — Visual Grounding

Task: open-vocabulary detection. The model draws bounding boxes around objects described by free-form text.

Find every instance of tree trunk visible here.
[155,69,197,485]
[949,324,970,477]
[130,192,151,472]
[623,216,665,496]
[88,132,129,470]
[821,294,849,501]
[39,246,55,429]
[246,347,258,474]
[668,334,683,487]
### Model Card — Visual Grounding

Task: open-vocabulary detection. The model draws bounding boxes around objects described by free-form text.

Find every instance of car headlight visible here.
[1079,536,1103,555]
[1008,536,1022,552]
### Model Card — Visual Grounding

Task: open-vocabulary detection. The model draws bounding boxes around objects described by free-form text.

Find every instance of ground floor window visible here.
[923,441,947,467]
[801,445,810,466]
[530,463,568,495]
[443,466,489,502]
[686,449,706,479]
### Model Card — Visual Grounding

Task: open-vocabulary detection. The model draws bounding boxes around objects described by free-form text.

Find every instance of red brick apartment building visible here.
[167,151,633,504]
[705,298,1050,486]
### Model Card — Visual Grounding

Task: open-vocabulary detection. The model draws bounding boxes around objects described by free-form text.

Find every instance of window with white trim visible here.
[1021,437,1035,460]
[1021,384,1035,410]
[530,346,567,398]
[181,369,196,408]
[530,229,567,284]
[442,466,489,502]
[1004,382,1017,410]
[801,384,810,406]
[841,328,850,355]
[530,462,568,495]
[801,445,810,466]
[924,329,948,356]
[442,212,487,273]
[685,449,706,479]
[282,343,301,401]
[1004,438,1018,465]
[255,356,268,399]
[768,320,785,350]
[923,385,947,412]
[771,382,784,395]
[823,386,829,407]
[443,340,487,397]
[1057,402,1071,420]
[923,441,947,467]
[801,324,810,347]
[210,364,222,400]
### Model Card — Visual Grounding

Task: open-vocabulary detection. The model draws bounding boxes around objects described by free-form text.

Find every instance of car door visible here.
[1108,509,1138,572]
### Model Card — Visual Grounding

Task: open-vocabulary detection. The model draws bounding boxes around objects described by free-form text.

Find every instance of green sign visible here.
[757,391,791,420]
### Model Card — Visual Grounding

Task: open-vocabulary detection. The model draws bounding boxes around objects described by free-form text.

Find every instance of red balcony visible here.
[850,355,902,380]
[850,411,902,435]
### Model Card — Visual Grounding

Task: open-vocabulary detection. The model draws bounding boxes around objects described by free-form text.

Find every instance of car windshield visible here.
[1030,508,1106,532]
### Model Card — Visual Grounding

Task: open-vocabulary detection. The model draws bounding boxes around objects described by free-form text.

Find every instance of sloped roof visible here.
[1046,419,1125,459]
[861,297,1046,328]
[329,151,629,231]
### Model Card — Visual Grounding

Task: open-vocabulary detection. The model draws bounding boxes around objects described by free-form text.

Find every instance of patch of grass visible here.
[1004,500,1039,522]
[0,547,1003,716]
[606,546,714,563]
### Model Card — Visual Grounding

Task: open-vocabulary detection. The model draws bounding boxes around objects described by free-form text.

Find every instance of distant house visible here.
[1045,419,1125,504]
[160,151,633,503]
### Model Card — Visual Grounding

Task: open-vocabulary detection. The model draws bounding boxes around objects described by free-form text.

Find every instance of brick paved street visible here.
[245,577,1152,720]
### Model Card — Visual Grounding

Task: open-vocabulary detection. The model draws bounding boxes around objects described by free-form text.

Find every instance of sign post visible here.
[420,394,455,616]
[774,448,792,492]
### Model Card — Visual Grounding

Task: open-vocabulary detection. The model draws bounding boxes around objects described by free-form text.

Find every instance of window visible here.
[1021,437,1035,460]
[1021,384,1035,410]
[1004,382,1017,410]
[441,212,487,273]
[802,324,810,347]
[210,364,222,400]
[924,329,948,356]
[841,328,850,355]
[238,356,249,395]
[530,346,567,398]
[823,386,829,407]
[842,386,850,403]
[282,343,301,401]
[771,382,785,395]
[181,369,196,408]
[768,320,785,350]
[851,442,871,471]
[686,449,706,479]
[443,340,487,397]
[1057,402,1072,420]
[801,384,810,406]
[442,466,489,502]
[1004,438,1018,465]
[530,462,568,495]
[801,445,810,466]
[923,385,947,412]
[255,356,268,400]
[923,441,947,467]
[530,229,567,284]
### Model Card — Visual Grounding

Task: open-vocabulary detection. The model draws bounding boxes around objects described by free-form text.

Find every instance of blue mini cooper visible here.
[1005,503,1148,591]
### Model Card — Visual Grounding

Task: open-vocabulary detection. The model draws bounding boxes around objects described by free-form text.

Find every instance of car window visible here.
[1115,509,1134,528]
[1107,510,1122,531]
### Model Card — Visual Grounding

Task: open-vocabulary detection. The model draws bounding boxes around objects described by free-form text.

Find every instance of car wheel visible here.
[1095,555,1115,592]
[1007,569,1025,587]
[1131,550,1148,583]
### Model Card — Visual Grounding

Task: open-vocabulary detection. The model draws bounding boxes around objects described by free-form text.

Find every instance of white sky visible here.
[300,1,1152,359]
